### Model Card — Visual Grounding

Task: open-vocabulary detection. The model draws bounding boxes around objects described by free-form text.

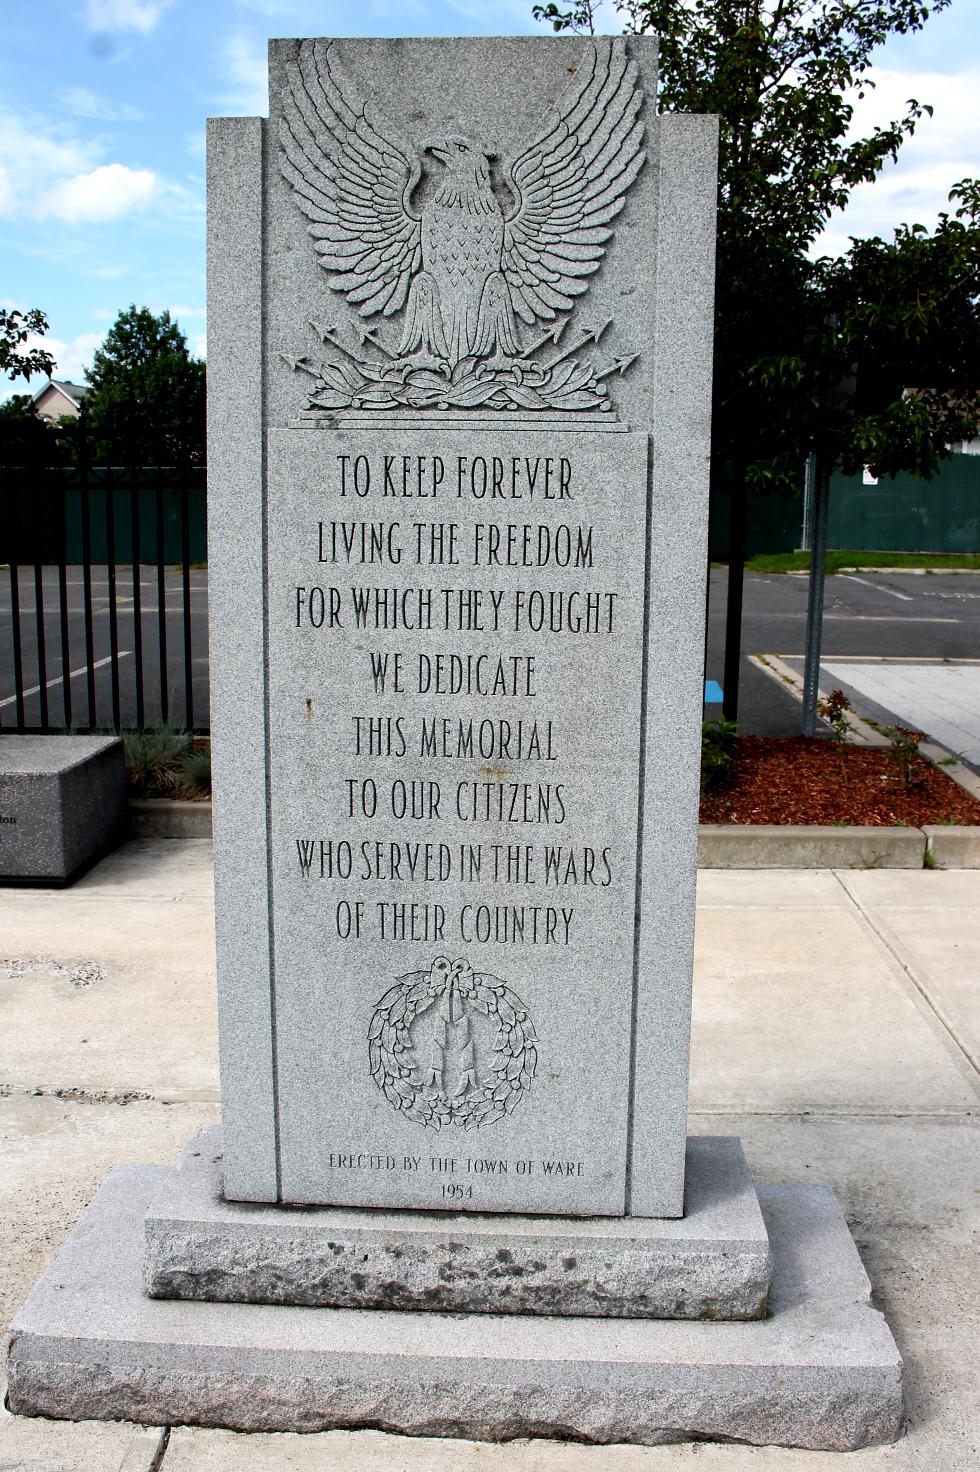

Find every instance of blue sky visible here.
[2,0,978,399]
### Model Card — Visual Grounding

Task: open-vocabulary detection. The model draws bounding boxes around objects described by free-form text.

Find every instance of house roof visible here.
[33,379,89,410]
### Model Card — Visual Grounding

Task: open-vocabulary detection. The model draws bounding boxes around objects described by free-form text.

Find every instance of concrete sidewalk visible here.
[1,840,977,1471]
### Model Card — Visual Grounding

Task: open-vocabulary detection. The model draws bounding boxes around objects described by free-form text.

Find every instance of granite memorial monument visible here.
[7,34,904,1450]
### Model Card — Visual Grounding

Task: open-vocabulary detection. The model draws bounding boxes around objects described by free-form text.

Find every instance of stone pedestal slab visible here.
[144,1131,770,1320]
[8,1166,903,1450]
[0,735,126,883]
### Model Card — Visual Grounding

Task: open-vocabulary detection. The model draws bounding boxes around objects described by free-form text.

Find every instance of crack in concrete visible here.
[0,1085,155,1106]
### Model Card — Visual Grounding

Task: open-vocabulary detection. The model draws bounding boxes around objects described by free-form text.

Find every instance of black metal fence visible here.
[1,447,208,734]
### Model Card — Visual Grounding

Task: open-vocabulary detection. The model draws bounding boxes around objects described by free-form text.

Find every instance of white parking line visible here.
[839,574,913,601]
[823,615,957,623]
[0,652,132,708]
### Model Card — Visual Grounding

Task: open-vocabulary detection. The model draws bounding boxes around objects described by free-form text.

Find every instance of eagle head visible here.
[426,135,495,178]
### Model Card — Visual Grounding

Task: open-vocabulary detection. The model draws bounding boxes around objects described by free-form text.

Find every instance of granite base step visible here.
[7,1166,903,1451]
[144,1130,770,1320]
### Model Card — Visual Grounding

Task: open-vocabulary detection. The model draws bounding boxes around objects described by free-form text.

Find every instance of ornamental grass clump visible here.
[123,725,211,799]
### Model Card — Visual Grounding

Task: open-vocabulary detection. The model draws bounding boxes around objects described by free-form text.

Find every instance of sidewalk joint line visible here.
[832,872,980,1082]
[148,1426,171,1472]
[691,1108,977,1120]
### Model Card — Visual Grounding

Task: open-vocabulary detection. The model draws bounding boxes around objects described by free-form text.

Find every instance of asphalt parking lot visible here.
[0,566,209,731]
[705,568,980,753]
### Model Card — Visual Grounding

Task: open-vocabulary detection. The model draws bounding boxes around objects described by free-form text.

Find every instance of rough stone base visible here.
[144,1130,770,1320]
[8,1166,903,1450]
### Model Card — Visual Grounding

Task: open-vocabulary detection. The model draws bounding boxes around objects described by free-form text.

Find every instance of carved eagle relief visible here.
[279,38,645,414]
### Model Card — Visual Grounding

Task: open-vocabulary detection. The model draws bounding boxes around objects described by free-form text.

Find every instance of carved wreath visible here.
[368,956,538,1130]
[279,38,644,413]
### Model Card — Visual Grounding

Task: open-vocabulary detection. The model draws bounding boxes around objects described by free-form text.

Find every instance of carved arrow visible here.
[523,320,566,358]
[308,322,364,363]
[358,326,396,360]
[280,353,320,379]
[540,319,612,371]
[594,352,640,381]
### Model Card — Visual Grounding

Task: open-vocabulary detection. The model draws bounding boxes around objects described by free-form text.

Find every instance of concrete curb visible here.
[128,800,980,867]
[923,825,980,869]
[128,799,213,838]
[698,824,927,870]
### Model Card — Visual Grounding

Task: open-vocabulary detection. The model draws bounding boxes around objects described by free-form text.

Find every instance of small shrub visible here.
[883,725,924,788]
[701,717,739,793]
[817,688,853,743]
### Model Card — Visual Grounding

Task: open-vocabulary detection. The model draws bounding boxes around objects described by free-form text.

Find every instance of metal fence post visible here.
[802,454,831,737]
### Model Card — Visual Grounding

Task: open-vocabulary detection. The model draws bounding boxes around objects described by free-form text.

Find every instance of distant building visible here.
[32,379,89,422]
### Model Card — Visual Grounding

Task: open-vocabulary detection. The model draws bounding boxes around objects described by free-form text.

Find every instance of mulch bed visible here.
[700,737,980,827]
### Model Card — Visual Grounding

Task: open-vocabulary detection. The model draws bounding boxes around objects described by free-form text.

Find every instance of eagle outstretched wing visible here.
[279,40,423,318]
[502,38,645,325]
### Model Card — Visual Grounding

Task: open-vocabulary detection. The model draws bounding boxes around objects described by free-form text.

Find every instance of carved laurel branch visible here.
[305,354,609,414]
[367,964,538,1132]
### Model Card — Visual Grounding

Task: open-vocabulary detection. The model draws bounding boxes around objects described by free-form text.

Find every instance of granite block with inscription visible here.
[208,32,718,1220]
[0,735,126,883]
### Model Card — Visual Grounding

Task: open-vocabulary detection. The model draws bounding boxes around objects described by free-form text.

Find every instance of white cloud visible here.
[0,113,97,219]
[819,65,980,255]
[84,0,173,33]
[38,163,158,223]
[192,335,207,360]
[60,86,142,122]
[9,330,104,386]
[167,304,206,318]
[215,34,268,115]
[0,119,203,230]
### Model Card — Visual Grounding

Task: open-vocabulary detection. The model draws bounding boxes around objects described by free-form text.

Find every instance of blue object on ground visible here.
[704,680,724,703]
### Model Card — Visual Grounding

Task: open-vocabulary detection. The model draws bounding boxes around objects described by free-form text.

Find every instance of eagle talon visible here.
[394,353,450,376]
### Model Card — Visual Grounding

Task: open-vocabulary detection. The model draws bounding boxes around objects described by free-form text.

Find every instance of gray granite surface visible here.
[206,117,279,1202]
[144,1131,770,1318]
[8,1164,903,1450]
[629,112,718,1216]
[0,735,125,883]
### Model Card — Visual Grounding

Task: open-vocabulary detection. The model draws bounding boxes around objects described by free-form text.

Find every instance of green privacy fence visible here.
[709,452,980,559]
[62,477,206,563]
[2,469,206,565]
[708,477,802,560]
[827,455,980,553]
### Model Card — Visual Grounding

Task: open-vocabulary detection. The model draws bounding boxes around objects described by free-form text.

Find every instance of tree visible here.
[84,305,206,466]
[817,180,980,476]
[534,1,980,714]
[0,393,62,470]
[534,0,974,477]
[0,307,55,383]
